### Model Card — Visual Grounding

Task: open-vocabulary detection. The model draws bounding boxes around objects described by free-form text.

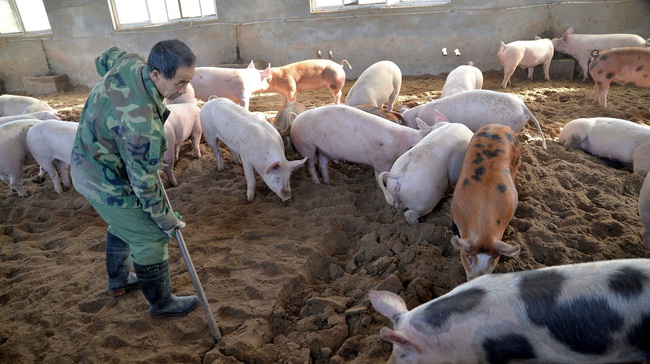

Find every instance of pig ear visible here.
[266,161,281,174]
[379,328,425,354]
[288,157,307,171]
[262,64,272,79]
[247,60,254,69]
[415,118,431,131]
[208,95,219,101]
[433,110,449,124]
[451,236,472,252]
[493,241,521,257]
[369,290,408,323]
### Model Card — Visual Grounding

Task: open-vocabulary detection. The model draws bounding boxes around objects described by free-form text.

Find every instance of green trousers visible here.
[89,200,169,265]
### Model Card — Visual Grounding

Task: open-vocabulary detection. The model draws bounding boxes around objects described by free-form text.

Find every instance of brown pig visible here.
[261,59,352,105]
[450,124,522,281]
[588,47,650,108]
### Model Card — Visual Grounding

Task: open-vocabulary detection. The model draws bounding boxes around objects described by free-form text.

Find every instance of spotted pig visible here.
[450,124,521,280]
[588,47,650,108]
[370,258,650,364]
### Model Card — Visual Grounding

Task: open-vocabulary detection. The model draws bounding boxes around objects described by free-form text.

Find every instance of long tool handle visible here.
[157,174,222,342]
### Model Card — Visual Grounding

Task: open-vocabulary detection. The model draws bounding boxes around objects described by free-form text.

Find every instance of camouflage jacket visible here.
[70,47,179,232]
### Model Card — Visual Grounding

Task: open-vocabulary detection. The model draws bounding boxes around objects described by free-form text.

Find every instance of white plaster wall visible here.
[0,0,648,92]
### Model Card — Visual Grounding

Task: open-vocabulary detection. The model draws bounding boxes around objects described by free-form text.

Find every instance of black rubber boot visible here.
[106,231,140,296]
[133,260,199,318]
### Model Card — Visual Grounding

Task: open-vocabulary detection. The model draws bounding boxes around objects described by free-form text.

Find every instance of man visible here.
[71,39,198,317]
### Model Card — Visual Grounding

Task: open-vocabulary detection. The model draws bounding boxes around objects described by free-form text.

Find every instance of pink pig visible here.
[551,27,649,81]
[190,61,271,109]
[290,104,432,184]
[588,47,650,108]
[262,59,352,105]
[497,36,554,88]
[162,103,202,187]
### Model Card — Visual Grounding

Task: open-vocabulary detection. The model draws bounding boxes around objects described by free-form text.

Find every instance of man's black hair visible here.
[147,39,196,79]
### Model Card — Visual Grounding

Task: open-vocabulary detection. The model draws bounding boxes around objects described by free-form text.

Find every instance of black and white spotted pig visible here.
[370,259,650,364]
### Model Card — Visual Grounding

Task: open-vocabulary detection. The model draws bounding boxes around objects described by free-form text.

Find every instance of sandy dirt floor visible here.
[1,68,650,363]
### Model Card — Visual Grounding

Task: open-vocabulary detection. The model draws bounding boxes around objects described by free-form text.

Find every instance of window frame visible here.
[310,0,449,13]
[107,0,218,30]
[0,0,52,36]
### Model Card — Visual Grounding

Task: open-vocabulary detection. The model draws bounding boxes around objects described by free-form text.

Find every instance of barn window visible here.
[109,0,217,29]
[0,0,52,35]
[311,0,448,12]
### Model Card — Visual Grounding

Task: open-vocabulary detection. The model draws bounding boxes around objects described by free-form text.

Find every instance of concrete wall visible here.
[0,0,649,93]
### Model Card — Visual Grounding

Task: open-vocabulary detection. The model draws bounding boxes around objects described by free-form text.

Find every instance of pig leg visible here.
[331,88,342,104]
[578,60,589,81]
[42,161,63,194]
[242,160,257,202]
[165,162,178,187]
[526,67,535,81]
[206,135,225,171]
[594,80,611,108]
[9,174,26,197]
[191,122,202,158]
[633,141,650,177]
[32,167,47,184]
[501,66,516,88]
[542,59,551,81]
[317,153,331,184]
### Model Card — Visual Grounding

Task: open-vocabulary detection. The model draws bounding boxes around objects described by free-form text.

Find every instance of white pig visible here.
[0,119,41,197]
[441,62,483,97]
[551,27,650,81]
[0,95,61,117]
[25,119,78,194]
[558,117,650,176]
[401,89,547,149]
[378,113,473,224]
[497,36,554,88]
[345,60,402,111]
[370,258,650,364]
[0,110,61,125]
[290,104,433,184]
[190,61,271,109]
[200,97,306,202]
[638,173,650,250]
[162,103,202,187]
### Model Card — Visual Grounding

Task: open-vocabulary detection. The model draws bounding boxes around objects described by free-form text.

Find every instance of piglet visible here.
[559,117,650,176]
[0,119,41,196]
[497,36,554,88]
[401,89,547,149]
[370,258,650,363]
[588,47,650,108]
[344,60,401,111]
[0,95,61,118]
[441,62,483,97]
[162,103,202,186]
[450,124,522,280]
[551,27,649,80]
[378,112,473,224]
[191,61,271,109]
[262,59,352,105]
[290,104,432,184]
[25,119,78,194]
[272,101,308,156]
[200,97,306,202]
